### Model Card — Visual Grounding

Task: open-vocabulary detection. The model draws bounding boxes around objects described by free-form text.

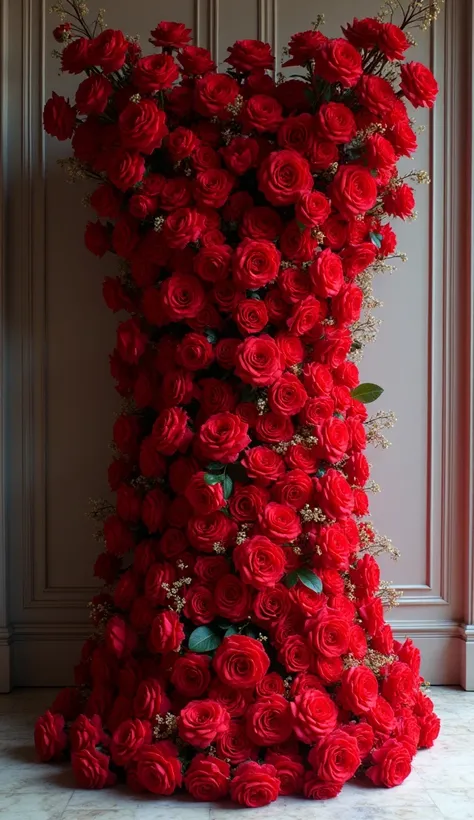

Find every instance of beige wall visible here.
[1,0,473,689]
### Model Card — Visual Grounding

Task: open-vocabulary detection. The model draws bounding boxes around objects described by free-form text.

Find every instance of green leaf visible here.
[351,383,384,404]
[284,568,323,594]
[283,571,299,589]
[206,461,225,473]
[188,626,221,653]
[203,472,223,486]
[204,328,218,344]
[296,219,307,233]
[369,231,383,249]
[296,567,323,594]
[223,474,233,500]
[224,625,239,638]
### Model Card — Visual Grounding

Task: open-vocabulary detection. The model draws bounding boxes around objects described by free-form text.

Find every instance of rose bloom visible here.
[230,761,280,808]
[329,164,378,220]
[316,101,357,143]
[290,690,338,743]
[226,38,275,72]
[314,38,362,87]
[133,54,179,92]
[170,653,211,699]
[339,666,378,715]
[253,584,292,627]
[308,728,361,784]
[43,92,76,141]
[241,94,283,133]
[232,238,281,290]
[235,335,284,387]
[241,446,286,485]
[258,149,313,206]
[72,748,116,789]
[213,634,270,689]
[149,610,185,653]
[194,73,239,116]
[246,694,293,745]
[233,535,286,589]
[366,738,412,787]
[273,468,313,510]
[265,751,305,796]
[135,741,182,795]
[306,610,351,658]
[119,99,168,154]
[216,719,259,764]
[149,21,192,48]
[110,718,152,766]
[184,754,230,801]
[258,502,301,544]
[240,206,283,241]
[196,411,250,463]
[400,61,438,108]
[34,711,67,762]
[303,772,342,801]
[178,699,230,748]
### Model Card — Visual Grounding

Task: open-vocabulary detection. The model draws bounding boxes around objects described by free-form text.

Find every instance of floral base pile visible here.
[35,0,442,807]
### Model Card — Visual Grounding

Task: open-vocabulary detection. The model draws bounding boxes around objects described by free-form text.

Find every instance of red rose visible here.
[359,596,384,637]
[241,446,285,484]
[305,610,351,657]
[418,712,441,748]
[253,584,291,627]
[194,244,232,283]
[167,126,198,163]
[195,73,239,117]
[43,93,76,141]
[366,695,396,735]
[234,298,269,335]
[268,373,307,417]
[215,573,252,620]
[339,666,378,715]
[309,728,360,784]
[343,17,382,49]
[184,471,224,515]
[107,149,145,192]
[277,634,311,673]
[241,94,282,133]
[104,515,135,557]
[290,690,338,743]
[350,554,380,597]
[149,610,185,653]
[61,37,91,73]
[90,29,128,72]
[184,583,215,623]
[342,720,375,757]
[382,661,416,708]
[72,748,116,789]
[178,699,230,748]
[309,248,344,298]
[187,511,234,553]
[235,335,283,387]
[196,411,250,463]
[75,75,113,115]
[283,30,327,67]
[230,761,280,808]
[178,45,215,75]
[184,753,230,801]
[220,135,259,176]
[258,149,313,207]
[171,653,211,698]
[295,191,331,229]
[150,21,191,48]
[69,714,104,752]
[194,168,235,209]
[136,741,182,794]
[357,75,398,116]
[258,502,301,545]
[303,772,342,800]
[226,39,274,72]
[273,469,313,510]
[317,468,354,519]
[34,711,67,762]
[133,678,163,719]
[330,164,378,220]
[84,221,110,258]
[232,238,281,289]
[265,752,304,796]
[277,113,313,154]
[213,634,270,689]
[256,673,286,698]
[315,102,357,144]
[228,483,269,522]
[133,54,179,92]
[314,38,362,87]
[110,718,151,766]
[240,206,282,241]
[400,61,438,108]
[246,695,293,745]
[383,183,415,219]
[151,407,191,456]
[119,99,168,153]
[233,535,286,589]
[162,208,203,250]
[366,738,412,787]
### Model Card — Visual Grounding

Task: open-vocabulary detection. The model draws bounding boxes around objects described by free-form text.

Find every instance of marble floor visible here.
[0,687,473,819]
